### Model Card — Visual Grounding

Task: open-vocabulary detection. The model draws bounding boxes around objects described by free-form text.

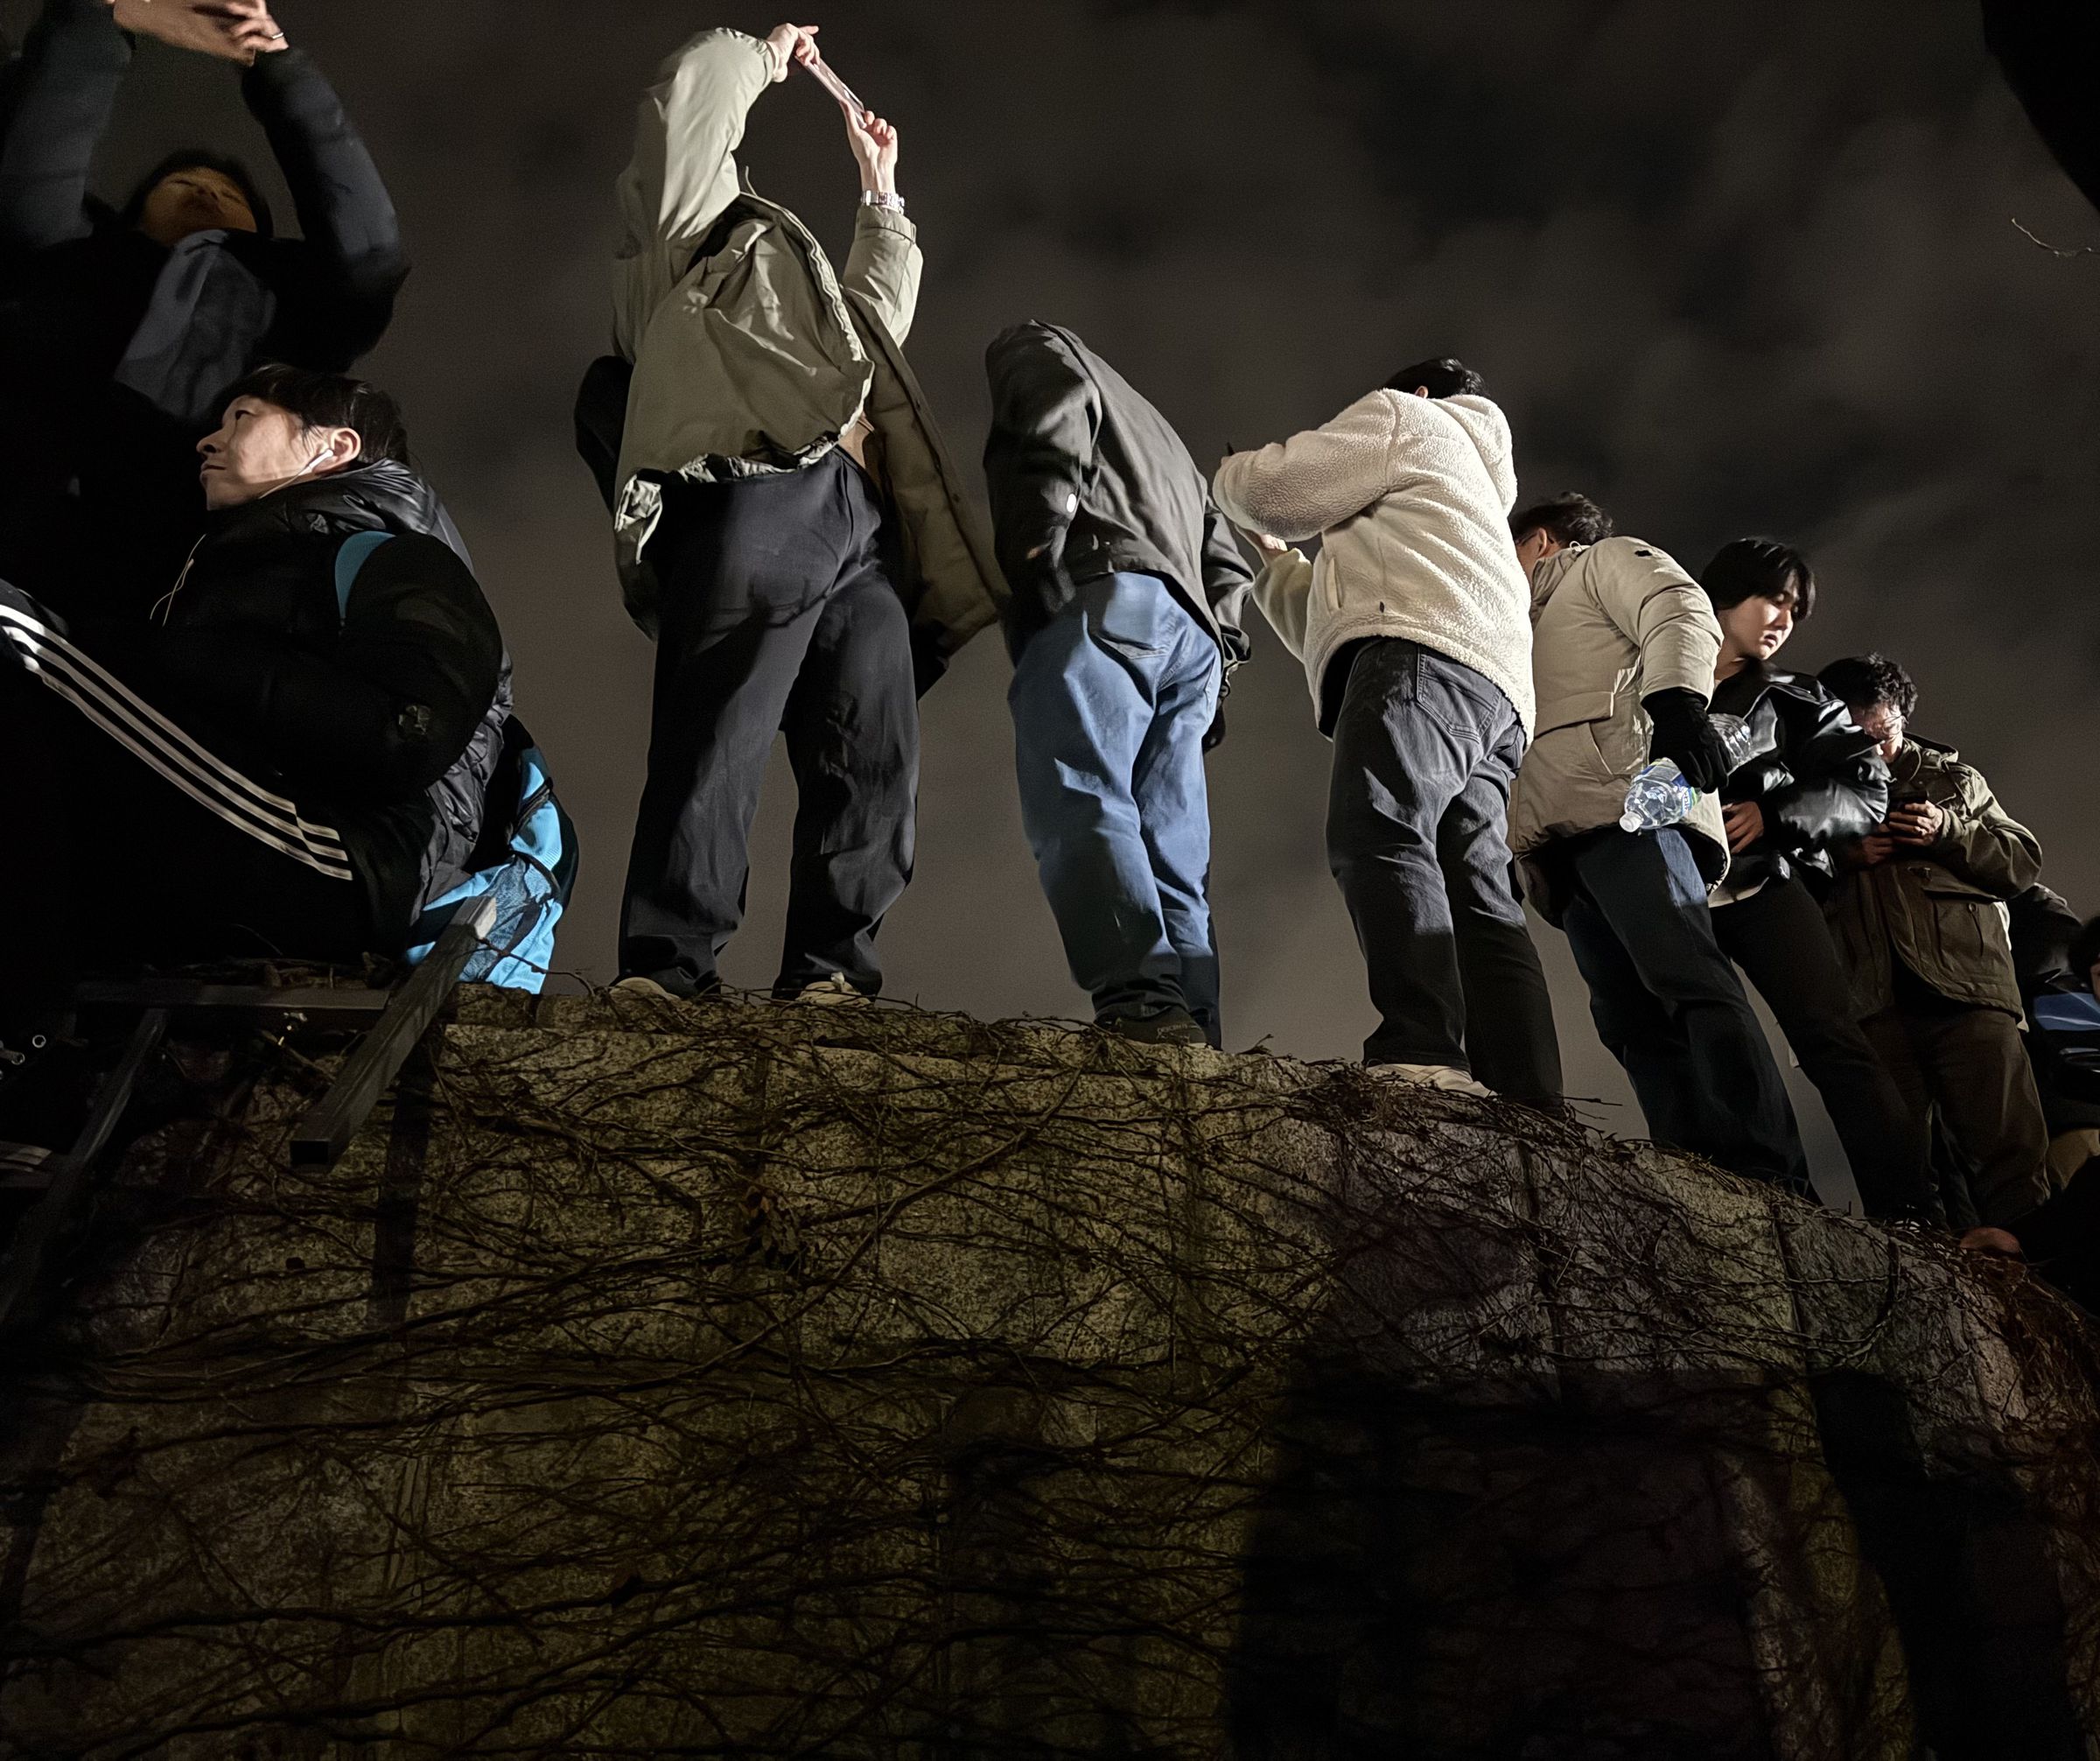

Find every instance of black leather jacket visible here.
[1712,662,1887,895]
[983,319,1252,663]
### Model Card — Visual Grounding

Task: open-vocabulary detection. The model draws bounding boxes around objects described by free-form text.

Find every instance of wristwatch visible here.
[860,191,906,213]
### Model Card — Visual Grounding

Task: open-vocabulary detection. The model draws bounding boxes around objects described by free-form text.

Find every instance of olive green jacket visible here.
[1824,740,2041,1019]
[607,29,1003,669]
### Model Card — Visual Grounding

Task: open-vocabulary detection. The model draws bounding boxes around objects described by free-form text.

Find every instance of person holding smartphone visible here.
[589,22,1000,1005]
[1817,653,2052,1227]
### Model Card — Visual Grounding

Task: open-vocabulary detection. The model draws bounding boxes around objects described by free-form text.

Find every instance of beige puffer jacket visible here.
[1508,537,1728,886]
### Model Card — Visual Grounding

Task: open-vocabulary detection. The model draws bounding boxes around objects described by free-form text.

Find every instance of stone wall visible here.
[3,990,2097,1757]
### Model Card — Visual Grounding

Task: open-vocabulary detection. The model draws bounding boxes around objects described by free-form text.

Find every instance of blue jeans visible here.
[1009,573,1222,1039]
[1564,827,1810,1194]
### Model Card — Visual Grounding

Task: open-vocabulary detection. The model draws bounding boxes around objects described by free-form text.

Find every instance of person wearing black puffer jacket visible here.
[0,0,406,612]
[1697,539,1931,1219]
[0,368,505,1035]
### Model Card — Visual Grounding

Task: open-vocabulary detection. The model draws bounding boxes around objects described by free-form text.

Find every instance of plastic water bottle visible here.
[1618,712,1758,833]
[1620,760,1697,832]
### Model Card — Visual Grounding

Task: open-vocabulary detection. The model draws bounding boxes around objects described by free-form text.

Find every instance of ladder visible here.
[0,896,497,1337]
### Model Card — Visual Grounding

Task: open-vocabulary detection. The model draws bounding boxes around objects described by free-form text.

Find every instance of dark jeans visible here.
[1326,639,1561,1098]
[1564,828,1809,1193]
[1712,877,1932,1217]
[619,456,918,997]
[1864,985,2052,1228]
[1009,573,1222,1039]
[0,599,374,1029]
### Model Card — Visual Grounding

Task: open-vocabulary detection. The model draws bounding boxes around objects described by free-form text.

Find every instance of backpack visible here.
[329,530,578,994]
[406,714,578,993]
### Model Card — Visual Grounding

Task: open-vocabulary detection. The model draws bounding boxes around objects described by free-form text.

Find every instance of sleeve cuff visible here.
[855,204,918,243]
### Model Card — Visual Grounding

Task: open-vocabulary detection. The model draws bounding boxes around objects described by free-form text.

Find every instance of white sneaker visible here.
[612,975,679,1001]
[791,974,868,1006]
[1366,1062,1493,1098]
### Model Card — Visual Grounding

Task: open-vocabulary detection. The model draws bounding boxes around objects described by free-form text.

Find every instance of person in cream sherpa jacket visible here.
[1212,358,1559,1104]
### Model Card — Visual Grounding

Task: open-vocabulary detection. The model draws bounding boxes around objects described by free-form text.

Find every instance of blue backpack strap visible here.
[333,530,397,624]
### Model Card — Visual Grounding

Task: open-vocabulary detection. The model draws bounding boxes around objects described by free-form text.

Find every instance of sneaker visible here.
[1365,1062,1493,1098]
[1108,1007,1209,1049]
[612,972,719,1002]
[787,974,869,1006]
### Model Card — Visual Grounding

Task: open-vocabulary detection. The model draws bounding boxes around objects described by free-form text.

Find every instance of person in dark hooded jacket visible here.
[0,0,406,610]
[984,319,1256,1047]
[0,367,505,1042]
[1698,538,1930,1218]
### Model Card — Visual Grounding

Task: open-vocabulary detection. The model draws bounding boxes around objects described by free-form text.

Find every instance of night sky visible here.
[28,0,2100,1201]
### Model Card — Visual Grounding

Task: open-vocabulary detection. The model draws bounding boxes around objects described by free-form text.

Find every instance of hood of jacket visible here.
[1438,393,1517,507]
[983,319,1252,657]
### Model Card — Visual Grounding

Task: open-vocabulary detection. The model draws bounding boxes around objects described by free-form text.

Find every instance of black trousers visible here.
[1326,639,1562,1098]
[1563,828,1810,1193]
[1866,978,2052,1229]
[1,592,374,1029]
[619,456,919,997]
[1712,876,1933,1217]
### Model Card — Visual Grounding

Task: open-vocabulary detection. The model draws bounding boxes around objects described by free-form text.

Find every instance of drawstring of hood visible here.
[150,535,207,627]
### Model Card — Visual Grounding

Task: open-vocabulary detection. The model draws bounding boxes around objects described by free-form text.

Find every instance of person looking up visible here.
[1508,495,1809,1193]
[0,368,507,1059]
[0,0,407,607]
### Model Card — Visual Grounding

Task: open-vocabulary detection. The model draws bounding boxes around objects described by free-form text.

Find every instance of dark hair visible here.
[122,149,275,238]
[1510,493,1614,549]
[1818,653,1917,718]
[1701,537,1817,621]
[1386,357,1484,400]
[219,364,411,466]
[2070,916,2100,982]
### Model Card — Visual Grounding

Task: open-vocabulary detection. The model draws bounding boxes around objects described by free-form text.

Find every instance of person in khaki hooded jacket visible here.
[586,21,1001,1003]
[1817,653,2051,1227]
[1508,494,1808,1195]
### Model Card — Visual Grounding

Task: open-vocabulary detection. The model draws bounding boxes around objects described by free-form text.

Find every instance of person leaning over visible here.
[1211,358,1560,1102]
[0,368,506,1068]
[984,320,1264,1048]
[1507,495,1809,1193]
[0,0,407,607]
[1816,654,2052,1227]
[588,21,1001,1005]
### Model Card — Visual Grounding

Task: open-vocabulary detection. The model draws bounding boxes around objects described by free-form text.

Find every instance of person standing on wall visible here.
[1507,495,1809,1193]
[1212,358,1560,1103]
[984,320,1274,1048]
[1817,653,2053,1228]
[586,22,1002,1004]
[1695,538,1931,1218]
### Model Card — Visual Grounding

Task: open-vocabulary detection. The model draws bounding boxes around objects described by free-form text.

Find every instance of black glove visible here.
[1643,688,1732,792]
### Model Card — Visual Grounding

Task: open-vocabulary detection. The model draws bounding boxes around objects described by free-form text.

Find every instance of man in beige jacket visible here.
[1508,495,1808,1193]
[1213,357,1559,1103]
[592,22,1001,1002]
